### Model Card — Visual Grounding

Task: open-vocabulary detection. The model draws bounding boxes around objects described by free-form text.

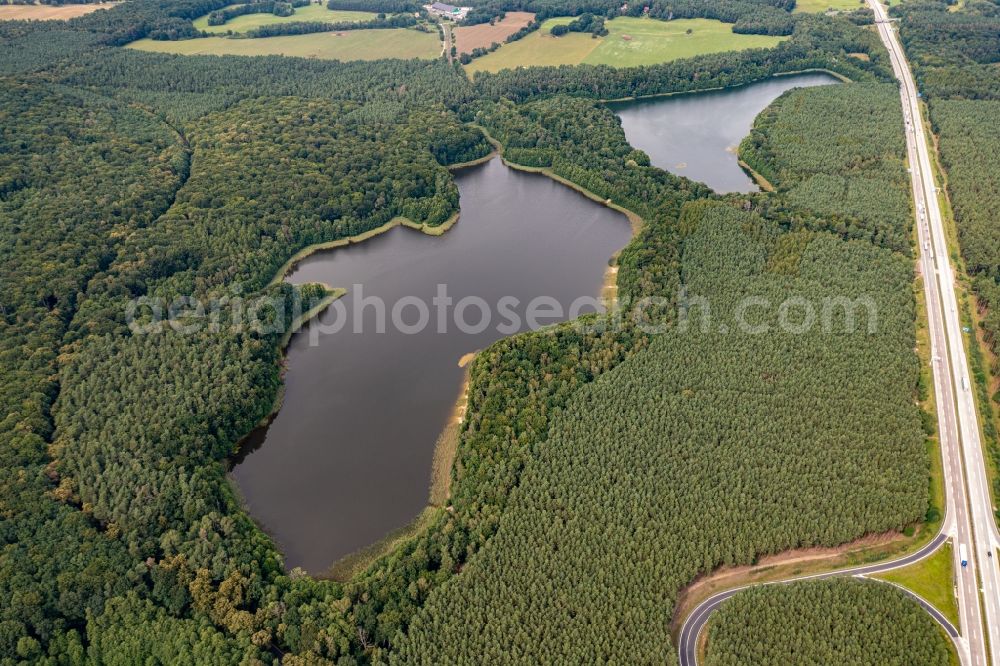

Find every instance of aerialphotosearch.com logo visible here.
[125,283,879,343]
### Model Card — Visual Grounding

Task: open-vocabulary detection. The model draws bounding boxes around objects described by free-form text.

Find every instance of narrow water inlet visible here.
[609,72,840,193]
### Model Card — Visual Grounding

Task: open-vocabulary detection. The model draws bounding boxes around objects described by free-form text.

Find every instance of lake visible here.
[233,73,842,574]
[231,158,633,573]
[609,72,839,193]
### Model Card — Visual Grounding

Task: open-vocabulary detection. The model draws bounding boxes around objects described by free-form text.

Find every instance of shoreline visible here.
[430,364,471,506]
[447,149,499,170]
[323,506,443,581]
[229,285,347,459]
[600,67,852,105]
[308,138,645,581]
[279,284,347,348]
[265,153,489,288]
[267,213,460,287]
[602,260,620,308]
[321,361,471,582]
[738,158,776,192]
[473,123,646,235]
[502,158,645,234]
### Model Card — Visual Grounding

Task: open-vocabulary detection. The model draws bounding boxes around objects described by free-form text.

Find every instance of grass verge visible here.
[874,541,959,627]
[669,522,942,642]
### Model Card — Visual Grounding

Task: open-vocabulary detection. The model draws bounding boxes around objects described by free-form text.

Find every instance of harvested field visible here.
[0,2,116,20]
[127,28,439,60]
[452,11,533,54]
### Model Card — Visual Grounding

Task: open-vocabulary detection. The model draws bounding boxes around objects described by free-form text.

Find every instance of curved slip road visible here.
[677,531,954,666]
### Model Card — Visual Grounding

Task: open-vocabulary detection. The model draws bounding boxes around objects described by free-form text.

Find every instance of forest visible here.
[393,201,925,663]
[0,0,947,662]
[892,0,1000,101]
[705,578,951,665]
[740,82,912,253]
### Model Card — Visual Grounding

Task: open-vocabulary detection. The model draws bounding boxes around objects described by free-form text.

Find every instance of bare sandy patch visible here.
[670,530,912,639]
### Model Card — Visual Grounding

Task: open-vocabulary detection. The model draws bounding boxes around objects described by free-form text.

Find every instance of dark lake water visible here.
[231,158,633,573]
[609,72,839,193]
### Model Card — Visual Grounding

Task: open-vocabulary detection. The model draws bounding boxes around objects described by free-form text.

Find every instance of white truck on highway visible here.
[960,543,969,568]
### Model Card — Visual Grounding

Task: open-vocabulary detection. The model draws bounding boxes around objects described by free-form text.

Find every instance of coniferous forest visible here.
[0,0,960,662]
[706,578,951,666]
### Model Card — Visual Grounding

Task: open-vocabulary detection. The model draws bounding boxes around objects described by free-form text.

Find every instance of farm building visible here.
[425,2,469,20]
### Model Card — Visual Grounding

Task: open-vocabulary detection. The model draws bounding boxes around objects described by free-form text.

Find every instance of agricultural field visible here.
[465,17,787,74]
[193,5,378,34]
[127,28,439,60]
[452,10,534,54]
[0,2,116,20]
[793,0,866,13]
[705,579,951,665]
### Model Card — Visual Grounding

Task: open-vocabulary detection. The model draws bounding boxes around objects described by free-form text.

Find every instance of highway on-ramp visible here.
[677,3,1000,664]
[677,531,955,666]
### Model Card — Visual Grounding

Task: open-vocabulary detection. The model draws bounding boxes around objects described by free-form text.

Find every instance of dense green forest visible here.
[0,77,487,662]
[394,200,925,662]
[0,0,945,662]
[740,82,912,253]
[932,101,1000,287]
[706,578,951,665]
[892,0,1000,101]
[0,80,195,665]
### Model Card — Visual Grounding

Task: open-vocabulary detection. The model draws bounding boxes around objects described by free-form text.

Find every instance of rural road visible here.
[677,2,1000,664]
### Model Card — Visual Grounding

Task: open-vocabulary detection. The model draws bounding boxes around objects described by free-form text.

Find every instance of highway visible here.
[870,0,1000,663]
[678,2,1000,664]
